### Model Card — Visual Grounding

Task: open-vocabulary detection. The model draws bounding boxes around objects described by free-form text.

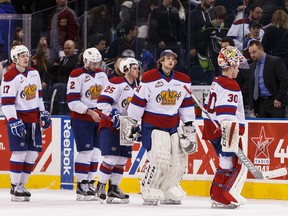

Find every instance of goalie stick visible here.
[184,85,287,180]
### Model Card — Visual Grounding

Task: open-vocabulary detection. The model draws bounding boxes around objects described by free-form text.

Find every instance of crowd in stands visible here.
[1,0,288,116]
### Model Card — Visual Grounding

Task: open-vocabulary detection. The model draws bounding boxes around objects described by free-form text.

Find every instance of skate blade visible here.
[160,199,181,205]
[95,196,106,204]
[11,195,29,202]
[211,200,239,209]
[106,197,129,204]
[143,200,159,206]
[76,194,94,201]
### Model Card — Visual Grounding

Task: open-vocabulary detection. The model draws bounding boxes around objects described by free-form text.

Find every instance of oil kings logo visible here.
[121,97,132,109]
[86,85,102,100]
[156,89,181,105]
[20,84,37,100]
[251,126,274,165]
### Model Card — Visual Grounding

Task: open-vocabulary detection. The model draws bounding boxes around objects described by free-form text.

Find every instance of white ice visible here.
[0,189,287,216]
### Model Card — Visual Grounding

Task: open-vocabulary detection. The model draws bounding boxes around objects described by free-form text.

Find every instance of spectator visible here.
[31,48,52,104]
[47,0,79,63]
[107,55,124,80]
[105,20,142,62]
[201,5,229,80]
[248,40,288,118]
[79,4,113,48]
[94,34,107,57]
[11,26,23,45]
[262,10,288,69]
[35,36,49,52]
[188,0,215,62]
[214,0,243,28]
[227,3,264,51]
[148,0,186,65]
[243,20,263,63]
[51,39,78,84]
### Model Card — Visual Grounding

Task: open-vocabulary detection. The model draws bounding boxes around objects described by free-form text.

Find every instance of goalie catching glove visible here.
[119,116,141,146]
[177,125,198,154]
[40,111,52,129]
[8,119,27,138]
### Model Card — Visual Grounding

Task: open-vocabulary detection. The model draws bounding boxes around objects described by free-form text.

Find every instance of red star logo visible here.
[251,126,274,159]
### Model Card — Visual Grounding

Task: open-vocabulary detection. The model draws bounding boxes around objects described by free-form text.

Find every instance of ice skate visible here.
[10,184,30,202]
[96,182,106,203]
[76,180,94,201]
[160,199,181,205]
[211,199,240,209]
[106,184,129,204]
[88,180,98,200]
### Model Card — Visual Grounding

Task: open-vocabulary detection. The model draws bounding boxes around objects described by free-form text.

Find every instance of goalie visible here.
[126,50,198,205]
[202,46,248,208]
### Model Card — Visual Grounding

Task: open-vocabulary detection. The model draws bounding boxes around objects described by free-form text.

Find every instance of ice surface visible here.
[0,189,287,216]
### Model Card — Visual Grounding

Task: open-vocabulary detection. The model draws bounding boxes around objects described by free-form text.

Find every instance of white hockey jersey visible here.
[202,75,245,140]
[127,69,195,128]
[1,67,45,122]
[97,76,136,130]
[66,67,108,121]
[97,76,136,116]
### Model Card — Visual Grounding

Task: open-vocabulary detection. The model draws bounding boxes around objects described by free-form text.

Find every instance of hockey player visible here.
[1,45,52,202]
[95,57,140,204]
[66,47,108,201]
[126,50,197,205]
[202,46,248,208]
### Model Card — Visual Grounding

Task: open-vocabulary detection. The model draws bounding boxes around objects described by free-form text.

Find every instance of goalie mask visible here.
[217,46,247,69]
[10,45,29,64]
[119,57,139,74]
[83,47,102,66]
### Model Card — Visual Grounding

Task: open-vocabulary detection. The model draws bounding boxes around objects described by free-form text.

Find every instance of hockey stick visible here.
[48,89,57,119]
[184,85,287,180]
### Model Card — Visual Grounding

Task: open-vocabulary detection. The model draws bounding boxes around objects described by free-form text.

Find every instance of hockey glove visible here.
[109,108,120,129]
[177,125,198,154]
[8,119,26,138]
[40,111,52,129]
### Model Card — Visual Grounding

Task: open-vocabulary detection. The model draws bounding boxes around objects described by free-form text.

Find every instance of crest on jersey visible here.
[20,84,37,100]
[155,81,164,88]
[156,89,181,105]
[122,97,132,109]
[85,85,102,100]
[124,85,130,91]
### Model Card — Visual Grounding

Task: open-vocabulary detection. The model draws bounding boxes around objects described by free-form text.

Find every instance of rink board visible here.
[0,116,288,200]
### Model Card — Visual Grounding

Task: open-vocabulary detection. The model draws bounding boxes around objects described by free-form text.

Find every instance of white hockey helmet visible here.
[10,45,29,63]
[83,47,102,65]
[119,57,139,74]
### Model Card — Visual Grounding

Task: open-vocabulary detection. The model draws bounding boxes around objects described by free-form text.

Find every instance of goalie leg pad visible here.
[161,133,187,201]
[141,130,170,203]
[221,121,239,153]
[211,157,247,206]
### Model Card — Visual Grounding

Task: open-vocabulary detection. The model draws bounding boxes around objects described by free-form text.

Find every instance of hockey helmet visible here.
[218,46,247,69]
[10,45,29,63]
[83,47,102,65]
[119,57,139,74]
